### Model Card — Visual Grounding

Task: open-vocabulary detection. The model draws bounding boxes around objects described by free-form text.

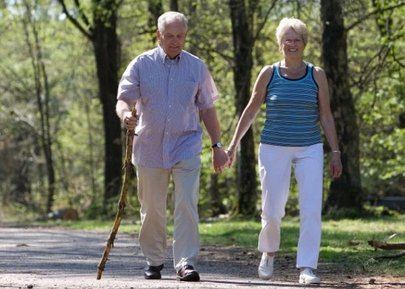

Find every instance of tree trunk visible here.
[84,96,97,200]
[148,0,163,44]
[22,0,56,213]
[170,0,178,11]
[209,173,227,217]
[320,0,363,210]
[229,0,258,217]
[92,3,122,211]
[41,48,56,213]
[58,0,124,211]
[10,159,31,206]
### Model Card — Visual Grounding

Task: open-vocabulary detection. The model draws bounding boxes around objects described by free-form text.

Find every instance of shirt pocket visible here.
[176,80,198,107]
[140,79,163,107]
[139,79,164,127]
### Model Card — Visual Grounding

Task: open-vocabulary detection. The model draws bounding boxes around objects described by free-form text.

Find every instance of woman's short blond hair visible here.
[275,17,308,47]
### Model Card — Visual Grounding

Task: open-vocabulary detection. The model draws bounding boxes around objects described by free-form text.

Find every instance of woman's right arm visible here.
[227,65,273,166]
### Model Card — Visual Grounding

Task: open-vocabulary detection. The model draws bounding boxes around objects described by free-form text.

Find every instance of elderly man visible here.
[116,11,228,282]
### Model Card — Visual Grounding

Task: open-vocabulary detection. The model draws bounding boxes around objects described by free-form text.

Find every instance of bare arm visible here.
[200,107,228,173]
[116,58,141,129]
[314,67,342,178]
[200,107,221,144]
[227,65,273,165]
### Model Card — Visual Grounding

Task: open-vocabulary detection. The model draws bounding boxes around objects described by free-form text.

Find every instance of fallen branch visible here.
[368,240,405,250]
[375,252,405,259]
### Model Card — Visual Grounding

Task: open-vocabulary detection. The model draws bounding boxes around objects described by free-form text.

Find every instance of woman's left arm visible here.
[314,67,342,179]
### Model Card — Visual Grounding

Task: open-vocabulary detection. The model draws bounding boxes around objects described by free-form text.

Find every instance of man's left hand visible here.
[212,148,229,173]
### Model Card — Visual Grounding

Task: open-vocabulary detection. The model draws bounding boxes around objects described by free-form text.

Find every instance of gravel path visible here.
[0,227,403,289]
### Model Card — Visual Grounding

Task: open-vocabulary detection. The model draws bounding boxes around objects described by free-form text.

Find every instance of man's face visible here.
[157,20,187,59]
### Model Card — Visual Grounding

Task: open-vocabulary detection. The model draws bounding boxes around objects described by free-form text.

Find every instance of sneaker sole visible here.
[144,274,161,280]
[177,271,200,282]
[258,272,272,280]
[259,275,272,280]
[258,267,273,280]
[299,278,320,284]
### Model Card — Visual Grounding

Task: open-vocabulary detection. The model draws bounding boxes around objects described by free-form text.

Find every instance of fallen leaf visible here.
[348,240,360,246]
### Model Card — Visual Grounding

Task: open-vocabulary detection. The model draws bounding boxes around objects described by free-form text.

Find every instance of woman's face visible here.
[280,27,305,59]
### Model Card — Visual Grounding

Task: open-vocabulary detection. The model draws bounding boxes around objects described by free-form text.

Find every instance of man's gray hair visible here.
[157,11,188,32]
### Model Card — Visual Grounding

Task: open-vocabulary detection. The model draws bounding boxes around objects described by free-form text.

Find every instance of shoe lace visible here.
[303,269,316,277]
[260,255,272,267]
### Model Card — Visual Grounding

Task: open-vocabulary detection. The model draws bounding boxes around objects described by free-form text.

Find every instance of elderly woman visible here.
[227,17,342,284]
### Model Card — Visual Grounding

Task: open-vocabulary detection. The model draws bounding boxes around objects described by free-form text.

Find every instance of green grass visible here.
[27,214,405,276]
[199,216,405,276]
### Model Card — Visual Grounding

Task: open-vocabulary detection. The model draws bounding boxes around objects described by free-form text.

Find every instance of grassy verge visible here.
[200,216,405,276]
[9,214,405,276]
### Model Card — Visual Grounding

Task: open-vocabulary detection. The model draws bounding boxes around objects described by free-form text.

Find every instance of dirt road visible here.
[0,227,402,289]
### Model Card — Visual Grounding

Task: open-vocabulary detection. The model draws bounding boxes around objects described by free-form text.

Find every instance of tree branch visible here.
[391,50,405,68]
[375,252,405,259]
[204,46,234,65]
[351,44,390,91]
[346,2,405,31]
[0,65,32,95]
[253,0,277,44]
[57,0,93,40]
[188,34,234,64]
[73,0,91,28]
[368,240,405,250]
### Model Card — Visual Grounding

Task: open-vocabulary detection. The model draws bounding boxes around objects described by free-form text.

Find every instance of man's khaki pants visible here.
[137,156,201,271]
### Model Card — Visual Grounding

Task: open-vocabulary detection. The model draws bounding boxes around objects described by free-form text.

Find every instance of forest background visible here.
[0,0,404,222]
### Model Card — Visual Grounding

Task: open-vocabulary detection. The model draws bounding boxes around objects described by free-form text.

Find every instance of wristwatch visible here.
[211,142,223,149]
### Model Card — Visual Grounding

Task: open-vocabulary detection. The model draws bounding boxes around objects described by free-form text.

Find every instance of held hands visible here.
[208,142,236,173]
[122,111,138,130]
[226,147,236,167]
[330,152,343,179]
[212,147,229,173]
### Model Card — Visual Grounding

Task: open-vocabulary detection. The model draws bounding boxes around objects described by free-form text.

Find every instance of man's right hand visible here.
[212,147,229,173]
[122,111,137,130]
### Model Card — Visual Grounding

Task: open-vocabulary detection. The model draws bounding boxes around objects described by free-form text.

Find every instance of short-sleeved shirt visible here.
[117,46,219,168]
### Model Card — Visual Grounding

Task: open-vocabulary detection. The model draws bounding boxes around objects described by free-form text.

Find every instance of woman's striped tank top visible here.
[260,62,322,147]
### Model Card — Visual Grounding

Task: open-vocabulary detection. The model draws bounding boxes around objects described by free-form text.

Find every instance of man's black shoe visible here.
[177,264,200,281]
[144,264,164,279]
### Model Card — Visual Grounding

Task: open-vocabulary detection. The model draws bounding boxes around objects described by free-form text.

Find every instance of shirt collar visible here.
[157,45,182,64]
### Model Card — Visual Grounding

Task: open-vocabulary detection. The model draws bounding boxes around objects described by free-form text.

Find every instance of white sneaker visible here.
[258,253,274,280]
[299,268,320,284]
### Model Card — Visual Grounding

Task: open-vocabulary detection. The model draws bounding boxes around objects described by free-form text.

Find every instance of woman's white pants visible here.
[258,143,323,269]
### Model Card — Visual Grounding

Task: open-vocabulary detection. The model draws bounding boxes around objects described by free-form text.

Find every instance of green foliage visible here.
[347,0,405,198]
[0,0,103,214]
[0,0,404,218]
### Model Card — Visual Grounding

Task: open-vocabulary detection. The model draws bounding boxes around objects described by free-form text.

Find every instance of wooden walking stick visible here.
[97,107,137,280]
